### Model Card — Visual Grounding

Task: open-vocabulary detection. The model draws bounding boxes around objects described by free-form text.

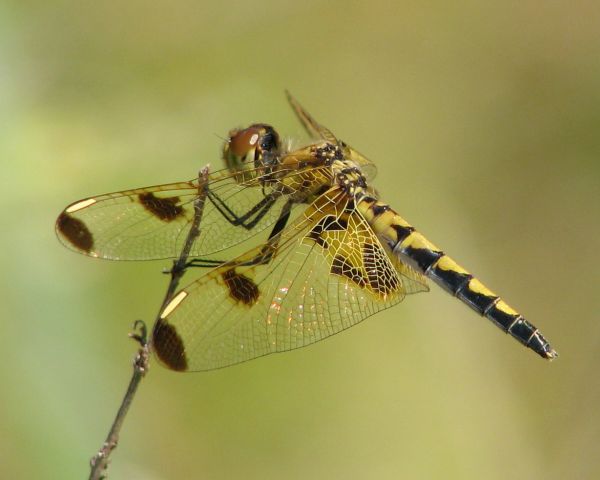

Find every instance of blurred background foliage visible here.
[1,1,599,478]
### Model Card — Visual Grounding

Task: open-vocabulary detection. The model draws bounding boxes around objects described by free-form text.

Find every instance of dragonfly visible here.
[56,93,558,371]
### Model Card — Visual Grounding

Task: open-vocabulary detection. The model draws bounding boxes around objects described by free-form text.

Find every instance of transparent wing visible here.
[55,165,326,261]
[153,188,428,371]
[286,90,340,144]
[286,91,378,181]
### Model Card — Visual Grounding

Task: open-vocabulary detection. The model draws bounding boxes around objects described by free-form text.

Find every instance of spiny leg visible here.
[207,188,278,230]
[187,199,293,270]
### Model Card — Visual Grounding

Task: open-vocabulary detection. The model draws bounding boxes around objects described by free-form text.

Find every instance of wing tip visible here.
[152,318,189,372]
[56,211,95,253]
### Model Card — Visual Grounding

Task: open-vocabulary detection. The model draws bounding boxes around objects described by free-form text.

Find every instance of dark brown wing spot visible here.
[363,243,399,295]
[56,212,94,252]
[222,269,260,306]
[138,193,183,221]
[152,319,188,371]
[331,254,367,288]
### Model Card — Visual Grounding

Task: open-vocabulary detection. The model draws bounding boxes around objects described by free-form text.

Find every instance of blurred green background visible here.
[1,1,599,479]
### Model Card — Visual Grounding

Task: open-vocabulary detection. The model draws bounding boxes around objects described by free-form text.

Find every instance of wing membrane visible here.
[56,165,327,260]
[153,188,428,371]
[286,90,339,144]
[286,92,378,181]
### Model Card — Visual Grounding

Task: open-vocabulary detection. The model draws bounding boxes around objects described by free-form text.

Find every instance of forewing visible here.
[153,189,417,371]
[286,91,377,181]
[56,166,316,260]
[286,91,339,144]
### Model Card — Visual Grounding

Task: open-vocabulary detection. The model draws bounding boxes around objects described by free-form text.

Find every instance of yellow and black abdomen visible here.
[359,198,558,360]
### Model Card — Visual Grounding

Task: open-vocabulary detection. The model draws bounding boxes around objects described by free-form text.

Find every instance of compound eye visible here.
[258,126,279,154]
[223,126,263,180]
[223,124,279,183]
[228,126,263,159]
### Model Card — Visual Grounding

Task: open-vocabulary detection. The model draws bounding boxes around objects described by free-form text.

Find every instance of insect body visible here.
[56,93,557,371]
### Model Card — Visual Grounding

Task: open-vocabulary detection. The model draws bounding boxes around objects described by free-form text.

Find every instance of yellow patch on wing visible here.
[151,189,428,371]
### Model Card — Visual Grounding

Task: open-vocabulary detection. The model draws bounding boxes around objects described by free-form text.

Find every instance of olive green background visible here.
[2,1,599,479]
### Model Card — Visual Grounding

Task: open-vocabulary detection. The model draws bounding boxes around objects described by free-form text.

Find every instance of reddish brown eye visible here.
[228,126,262,158]
[223,126,262,180]
[223,124,280,183]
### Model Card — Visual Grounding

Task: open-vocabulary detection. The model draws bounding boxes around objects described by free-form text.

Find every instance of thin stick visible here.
[88,166,210,480]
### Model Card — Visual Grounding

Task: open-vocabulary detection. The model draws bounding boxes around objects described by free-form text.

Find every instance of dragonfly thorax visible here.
[332,159,369,198]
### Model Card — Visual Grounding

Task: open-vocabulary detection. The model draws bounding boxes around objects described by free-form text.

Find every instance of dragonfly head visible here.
[223,124,280,183]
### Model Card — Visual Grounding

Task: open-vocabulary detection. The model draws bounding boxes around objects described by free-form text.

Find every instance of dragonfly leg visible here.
[207,189,278,229]
[185,258,226,268]
[187,199,293,270]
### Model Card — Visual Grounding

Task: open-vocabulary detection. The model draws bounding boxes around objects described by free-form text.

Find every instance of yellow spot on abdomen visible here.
[495,299,519,316]
[436,256,469,275]
[371,210,396,232]
[467,278,497,298]
[401,232,441,252]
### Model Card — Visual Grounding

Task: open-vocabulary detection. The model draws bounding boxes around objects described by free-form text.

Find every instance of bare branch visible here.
[88,166,210,480]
